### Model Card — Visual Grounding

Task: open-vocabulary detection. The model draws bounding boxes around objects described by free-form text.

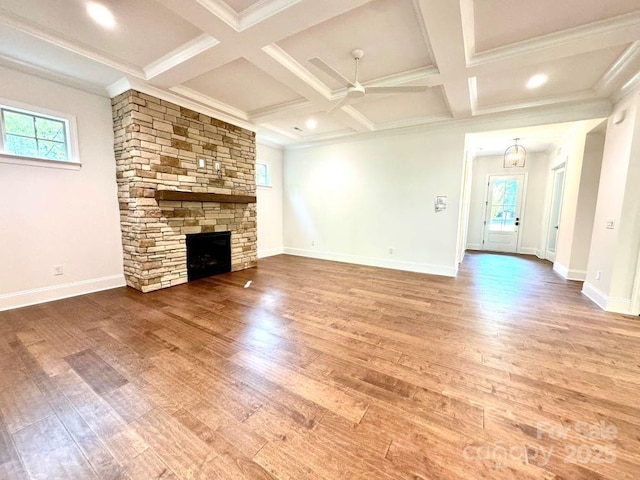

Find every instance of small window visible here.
[256,162,270,187]
[0,101,77,166]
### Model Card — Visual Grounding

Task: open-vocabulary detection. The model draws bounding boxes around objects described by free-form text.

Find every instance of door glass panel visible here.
[488,179,519,232]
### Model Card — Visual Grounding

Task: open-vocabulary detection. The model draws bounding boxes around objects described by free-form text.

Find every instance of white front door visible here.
[483,174,525,253]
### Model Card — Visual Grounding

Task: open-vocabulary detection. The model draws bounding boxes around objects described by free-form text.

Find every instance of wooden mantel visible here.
[154,190,257,204]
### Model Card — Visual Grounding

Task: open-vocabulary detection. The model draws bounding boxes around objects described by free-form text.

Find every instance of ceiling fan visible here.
[309,49,428,113]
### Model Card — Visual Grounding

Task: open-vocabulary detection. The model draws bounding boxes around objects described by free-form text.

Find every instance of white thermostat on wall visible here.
[435,195,447,213]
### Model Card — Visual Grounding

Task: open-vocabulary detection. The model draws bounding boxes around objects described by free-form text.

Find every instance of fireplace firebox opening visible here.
[186,231,232,281]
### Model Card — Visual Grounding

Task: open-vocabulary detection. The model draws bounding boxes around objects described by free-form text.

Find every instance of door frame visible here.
[481,172,528,254]
[544,162,566,262]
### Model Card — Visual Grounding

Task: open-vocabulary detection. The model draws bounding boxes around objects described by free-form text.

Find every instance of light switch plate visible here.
[197,158,206,169]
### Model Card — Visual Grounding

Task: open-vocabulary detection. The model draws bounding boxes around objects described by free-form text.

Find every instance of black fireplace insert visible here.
[186,231,231,281]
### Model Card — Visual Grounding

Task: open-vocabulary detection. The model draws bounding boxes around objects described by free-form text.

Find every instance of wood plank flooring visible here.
[1,252,639,479]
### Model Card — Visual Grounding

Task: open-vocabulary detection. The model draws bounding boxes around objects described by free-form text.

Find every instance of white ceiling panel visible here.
[183,58,304,112]
[277,0,434,90]
[0,0,202,67]
[474,0,640,52]
[477,45,628,108]
[351,86,450,124]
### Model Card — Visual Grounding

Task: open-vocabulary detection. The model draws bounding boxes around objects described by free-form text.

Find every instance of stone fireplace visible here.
[112,90,257,293]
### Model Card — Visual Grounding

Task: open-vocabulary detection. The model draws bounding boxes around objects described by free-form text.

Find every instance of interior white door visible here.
[546,167,565,262]
[482,174,525,253]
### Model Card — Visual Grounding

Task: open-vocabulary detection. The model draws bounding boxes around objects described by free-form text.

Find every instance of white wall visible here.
[584,92,640,313]
[466,152,550,255]
[0,66,124,310]
[256,142,284,258]
[283,130,466,277]
[566,130,604,275]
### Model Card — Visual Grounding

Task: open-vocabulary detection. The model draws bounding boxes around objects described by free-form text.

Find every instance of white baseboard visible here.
[582,282,631,314]
[535,249,545,259]
[553,263,587,281]
[282,247,458,277]
[0,274,126,312]
[517,247,537,255]
[258,246,284,259]
[466,243,482,251]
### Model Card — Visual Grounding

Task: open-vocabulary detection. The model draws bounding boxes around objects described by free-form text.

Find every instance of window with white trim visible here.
[0,101,77,165]
[256,162,271,187]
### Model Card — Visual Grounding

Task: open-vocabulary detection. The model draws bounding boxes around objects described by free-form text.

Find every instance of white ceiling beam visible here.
[144,34,220,80]
[148,0,373,87]
[413,0,473,118]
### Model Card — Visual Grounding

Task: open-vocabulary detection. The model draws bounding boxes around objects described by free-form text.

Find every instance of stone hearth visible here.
[112,90,257,292]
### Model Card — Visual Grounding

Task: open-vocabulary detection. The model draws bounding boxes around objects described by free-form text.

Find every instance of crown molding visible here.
[613,71,640,104]
[240,0,304,31]
[248,98,312,122]
[374,114,454,132]
[594,41,640,95]
[107,77,257,131]
[195,0,239,31]
[0,54,108,97]
[258,122,302,141]
[474,90,598,116]
[169,85,249,120]
[469,11,640,68]
[0,8,145,79]
[144,34,220,80]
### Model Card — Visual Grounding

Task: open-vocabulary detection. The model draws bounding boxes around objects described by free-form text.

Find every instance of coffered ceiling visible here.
[0,0,638,146]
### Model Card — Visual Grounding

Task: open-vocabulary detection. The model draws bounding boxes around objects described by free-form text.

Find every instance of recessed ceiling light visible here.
[526,74,548,89]
[306,118,317,130]
[86,2,116,29]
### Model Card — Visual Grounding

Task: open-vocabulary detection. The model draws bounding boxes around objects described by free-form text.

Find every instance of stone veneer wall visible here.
[112,90,257,292]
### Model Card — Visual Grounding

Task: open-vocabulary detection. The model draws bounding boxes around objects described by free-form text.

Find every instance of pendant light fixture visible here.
[504,138,526,168]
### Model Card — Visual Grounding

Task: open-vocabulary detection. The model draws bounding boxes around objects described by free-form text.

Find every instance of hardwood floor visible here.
[1,252,639,479]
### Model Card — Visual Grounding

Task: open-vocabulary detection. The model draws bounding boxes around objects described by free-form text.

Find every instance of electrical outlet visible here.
[214,162,221,172]
[606,219,615,229]
[311,240,315,247]
[53,265,63,276]
[596,270,601,280]
[389,247,394,254]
